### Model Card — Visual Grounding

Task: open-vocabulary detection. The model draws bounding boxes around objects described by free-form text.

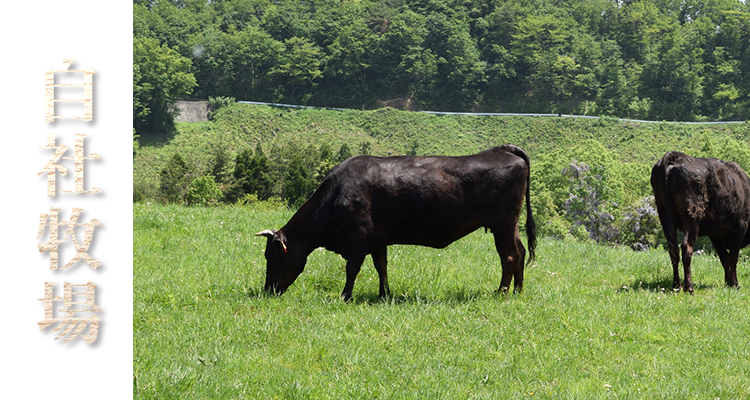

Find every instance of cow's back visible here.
[652,151,750,237]
[325,147,528,248]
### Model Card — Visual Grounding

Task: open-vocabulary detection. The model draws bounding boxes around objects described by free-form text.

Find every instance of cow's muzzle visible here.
[264,282,287,296]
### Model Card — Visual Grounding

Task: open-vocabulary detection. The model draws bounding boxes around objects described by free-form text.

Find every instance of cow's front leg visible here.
[341,254,366,302]
[726,241,742,288]
[727,253,740,288]
[727,228,745,288]
[371,246,390,298]
[710,237,735,288]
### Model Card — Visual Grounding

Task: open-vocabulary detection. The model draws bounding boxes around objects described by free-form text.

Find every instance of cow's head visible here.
[255,229,306,296]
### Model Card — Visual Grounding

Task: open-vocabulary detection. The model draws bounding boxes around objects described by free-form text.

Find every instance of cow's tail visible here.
[650,156,678,251]
[504,145,537,265]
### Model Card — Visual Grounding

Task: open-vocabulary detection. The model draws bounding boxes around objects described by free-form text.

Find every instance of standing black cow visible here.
[256,145,536,301]
[651,151,750,293]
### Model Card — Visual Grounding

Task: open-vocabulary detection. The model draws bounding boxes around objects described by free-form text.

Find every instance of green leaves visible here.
[272,37,324,100]
[186,176,224,206]
[134,0,750,130]
[133,36,197,133]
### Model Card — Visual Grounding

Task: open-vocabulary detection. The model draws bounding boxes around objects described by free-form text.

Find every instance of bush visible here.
[207,96,235,120]
[563,161,619,244]
[186,175,223,206]
[314,143,337,183]
[235,193,286,211]
[159,154,192,204]
[283,155,316,208]
[228,146,273,202]
[133,130,140,158]
[407,139,420,156]
[619,196,663,251]
[531,187,570,239]
[570,224,591,242]
[336,143,353,163]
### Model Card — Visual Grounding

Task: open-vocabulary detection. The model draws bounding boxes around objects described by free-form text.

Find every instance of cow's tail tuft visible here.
[504,145,537,265]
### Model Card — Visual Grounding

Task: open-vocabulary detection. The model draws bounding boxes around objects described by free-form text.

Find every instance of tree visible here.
[186,176,223,206]
[314,143,338,183]
[230,146,273,201]
[336,143,353,163]
[133,36,196,134]
[271,36,324,101]
[319,4,376,106]
[159,153,192,203]
[132,0,750,121]
[189,26,284,100]
[429,14,486,110]
[283,154,316,207]
[510,14,574,111]
[563,161,619,244]
[640,25,706,120]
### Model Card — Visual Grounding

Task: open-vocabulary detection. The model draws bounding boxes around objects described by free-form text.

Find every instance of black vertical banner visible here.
[35,57,113,354]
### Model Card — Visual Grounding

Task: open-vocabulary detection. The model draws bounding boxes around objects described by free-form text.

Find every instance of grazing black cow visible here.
[256,145,537,301]
[651,151,750,293]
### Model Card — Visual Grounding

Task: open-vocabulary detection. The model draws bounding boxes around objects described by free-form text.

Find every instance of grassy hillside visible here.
[134,103,750,245]
[135,103,749,197]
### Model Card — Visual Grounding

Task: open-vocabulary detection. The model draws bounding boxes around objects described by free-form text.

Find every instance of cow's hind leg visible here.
[493,229,523,294]
[680,224,699,294]
[372,246,390,298]
[341,254,367,302]
[654,198,682,291]
[658,215,682,291]
[668,235,682,291]
[727,247,740,288]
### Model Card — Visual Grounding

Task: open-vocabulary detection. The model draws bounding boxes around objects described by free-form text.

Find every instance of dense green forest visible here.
[133,0,750,133]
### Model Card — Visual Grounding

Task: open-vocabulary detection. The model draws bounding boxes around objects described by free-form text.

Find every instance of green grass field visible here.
[134,204,750,399]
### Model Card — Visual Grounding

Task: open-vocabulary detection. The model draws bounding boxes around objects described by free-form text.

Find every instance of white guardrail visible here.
[236,100,747,125]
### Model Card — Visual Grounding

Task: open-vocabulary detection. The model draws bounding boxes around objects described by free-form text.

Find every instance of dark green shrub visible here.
[283,155,316,207]
[619,196,663,251]
[563,161,620,244]
[207,96,235,120]
[159,154,192,204]
[336,143,352,163]
[186,176,223,206]
[229,146,273,202]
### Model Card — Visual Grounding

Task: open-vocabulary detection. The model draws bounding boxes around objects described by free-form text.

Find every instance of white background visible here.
[1,2,133,398]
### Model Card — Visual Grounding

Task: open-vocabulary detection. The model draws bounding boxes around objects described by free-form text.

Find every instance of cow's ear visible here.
[274,233,288,253]
[254,229,275,238]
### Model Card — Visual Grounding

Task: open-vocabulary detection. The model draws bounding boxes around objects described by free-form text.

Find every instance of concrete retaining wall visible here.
[174,99,209,122]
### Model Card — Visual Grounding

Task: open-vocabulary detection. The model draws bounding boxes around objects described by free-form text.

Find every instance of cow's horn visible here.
[254,230,274,238]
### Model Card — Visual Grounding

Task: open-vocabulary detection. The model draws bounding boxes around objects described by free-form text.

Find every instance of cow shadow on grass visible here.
[619,277,713,293]
[351,288,507,305]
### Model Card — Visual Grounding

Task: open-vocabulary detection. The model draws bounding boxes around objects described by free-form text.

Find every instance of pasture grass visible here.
[134,204,750,399]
